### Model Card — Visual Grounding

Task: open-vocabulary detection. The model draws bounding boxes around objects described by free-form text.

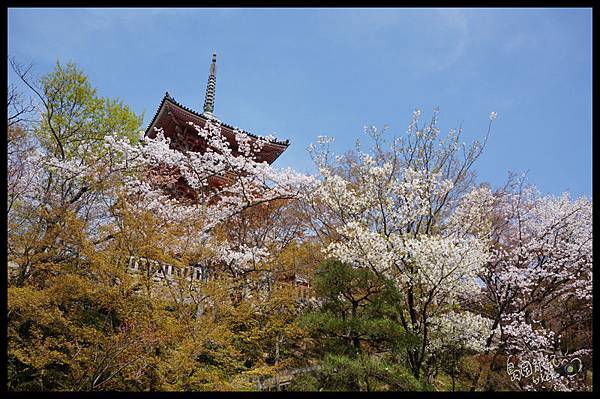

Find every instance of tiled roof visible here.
[145,92,290,147]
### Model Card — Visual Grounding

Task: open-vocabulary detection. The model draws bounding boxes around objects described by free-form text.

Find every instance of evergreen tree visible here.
[296,259,422,391]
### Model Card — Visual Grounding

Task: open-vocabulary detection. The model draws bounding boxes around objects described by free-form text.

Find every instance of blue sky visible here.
[8,8,592,198]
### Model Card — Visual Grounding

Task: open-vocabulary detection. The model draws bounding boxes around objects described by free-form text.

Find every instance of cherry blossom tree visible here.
[305,109,498,380]
[305,109,592,391]
[470,175,593,391]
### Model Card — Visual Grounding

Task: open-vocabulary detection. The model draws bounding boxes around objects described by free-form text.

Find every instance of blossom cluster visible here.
[429,310,496,352]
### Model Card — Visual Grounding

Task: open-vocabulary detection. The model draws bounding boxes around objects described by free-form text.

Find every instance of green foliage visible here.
[36,61,142,159]
[302,260,418,354]
[297,259,420,391]
[7,197,309,391]
[288,373,320,391]
[291,353,424,391]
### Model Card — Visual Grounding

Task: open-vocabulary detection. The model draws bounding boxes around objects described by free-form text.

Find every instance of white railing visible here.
[127,256,209,283]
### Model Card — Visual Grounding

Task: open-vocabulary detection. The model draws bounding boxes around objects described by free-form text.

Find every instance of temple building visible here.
[144,53,290,196]
[127,54,310,299]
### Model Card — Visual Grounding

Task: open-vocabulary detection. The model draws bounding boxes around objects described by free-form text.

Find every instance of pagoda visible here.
[144,53,290,196]
[130,56,308,295]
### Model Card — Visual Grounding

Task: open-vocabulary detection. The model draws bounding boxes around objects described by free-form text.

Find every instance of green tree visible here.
[12,59,142,160]
[297,260,421,391]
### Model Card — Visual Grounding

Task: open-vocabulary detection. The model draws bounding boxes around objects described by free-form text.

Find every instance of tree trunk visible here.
[452,349,457,392]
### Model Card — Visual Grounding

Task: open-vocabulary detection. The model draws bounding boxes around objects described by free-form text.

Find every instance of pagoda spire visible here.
[203,52,217,117]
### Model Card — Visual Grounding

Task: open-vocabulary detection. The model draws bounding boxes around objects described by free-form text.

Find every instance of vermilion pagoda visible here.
[144,53,290,196]
[133,55,308,293]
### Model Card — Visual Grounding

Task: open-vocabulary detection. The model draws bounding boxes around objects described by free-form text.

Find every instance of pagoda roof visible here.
[145,92,290,145]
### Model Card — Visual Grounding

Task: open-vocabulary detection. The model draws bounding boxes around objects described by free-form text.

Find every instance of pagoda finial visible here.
[203,52,217,117]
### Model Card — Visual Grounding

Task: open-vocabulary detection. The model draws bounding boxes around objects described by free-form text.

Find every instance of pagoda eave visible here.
[145,94,289,165]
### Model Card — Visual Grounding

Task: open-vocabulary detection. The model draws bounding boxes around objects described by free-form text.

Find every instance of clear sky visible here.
[8,8,592,198]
